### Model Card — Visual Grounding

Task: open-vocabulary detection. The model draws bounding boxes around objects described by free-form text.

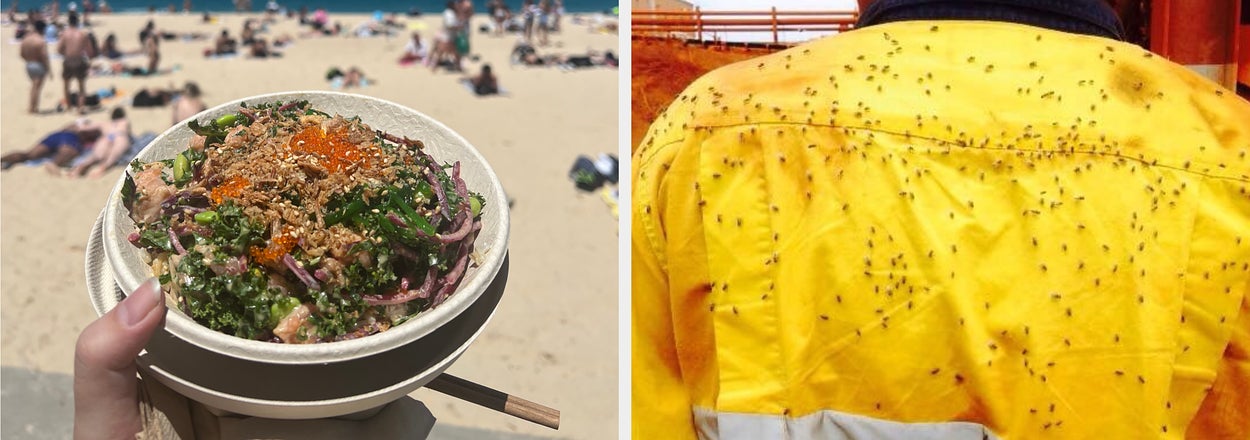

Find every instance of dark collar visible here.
[858,0,1125,41]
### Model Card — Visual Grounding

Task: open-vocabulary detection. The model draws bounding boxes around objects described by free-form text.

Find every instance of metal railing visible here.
[632,8,859,45]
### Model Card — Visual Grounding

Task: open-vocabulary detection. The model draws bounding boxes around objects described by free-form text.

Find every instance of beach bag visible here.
[567,56,594,68]
[69,92,102,107]
[569,155,606,192]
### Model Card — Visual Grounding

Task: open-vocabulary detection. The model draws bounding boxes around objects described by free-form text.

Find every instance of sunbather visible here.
[1,119,103,171]
[69,106,131,178]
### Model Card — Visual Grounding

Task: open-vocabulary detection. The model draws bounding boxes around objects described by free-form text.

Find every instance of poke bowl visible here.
[86,91,510,417]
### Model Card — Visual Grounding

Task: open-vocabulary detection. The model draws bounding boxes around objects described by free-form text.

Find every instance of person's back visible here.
[58,15,88,58]
[19,23,48,63]
[442,2,458,31]
[633,6,1250,440]
[20,21,51,113]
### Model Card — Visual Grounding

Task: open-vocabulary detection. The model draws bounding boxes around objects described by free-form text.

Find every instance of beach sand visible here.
[1,10,618,438]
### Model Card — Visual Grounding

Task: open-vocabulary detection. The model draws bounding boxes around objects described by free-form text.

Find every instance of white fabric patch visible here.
[693,406,1001,440]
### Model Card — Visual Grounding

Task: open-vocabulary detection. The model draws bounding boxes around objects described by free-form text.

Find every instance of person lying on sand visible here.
[249,37,279,58]
[462,63,499,96]
[398,31,428,64]
[209,29,238,56]
[170,82,206,124]
[69,106,131,178]
[100,32,123,59]
[0,118,103,171]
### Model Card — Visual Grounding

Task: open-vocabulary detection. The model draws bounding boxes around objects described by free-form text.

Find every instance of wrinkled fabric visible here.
[633,20,1250,440]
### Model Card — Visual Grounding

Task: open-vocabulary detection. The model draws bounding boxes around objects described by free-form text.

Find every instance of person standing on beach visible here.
[57,11,91,114]
[536,0,550,46]
[552,0,562,32]
[488,0,509,36]
[438,1,463,71]
[138,19,153,46]
[456,0,473,56]
[20,20,51,114]
[521,0,537,43]
[143,29,160,75]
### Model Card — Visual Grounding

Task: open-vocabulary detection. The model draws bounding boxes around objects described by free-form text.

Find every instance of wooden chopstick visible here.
[426,373,561,430]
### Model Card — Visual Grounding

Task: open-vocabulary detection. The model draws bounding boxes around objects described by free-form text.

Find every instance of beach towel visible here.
[117,132,158,165]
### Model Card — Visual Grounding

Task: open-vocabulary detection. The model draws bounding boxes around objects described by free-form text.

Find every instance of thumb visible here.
[74,277,166,440]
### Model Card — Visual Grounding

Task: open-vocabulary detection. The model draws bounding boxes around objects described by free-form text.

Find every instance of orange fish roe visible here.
[287,125,379,173]
[250,226,298,266]
[210,176,251,205]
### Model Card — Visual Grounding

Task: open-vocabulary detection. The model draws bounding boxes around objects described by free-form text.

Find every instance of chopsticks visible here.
[426,374,561,430]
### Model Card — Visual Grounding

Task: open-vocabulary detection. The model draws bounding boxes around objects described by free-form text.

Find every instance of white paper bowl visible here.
[99,91,510,365]
[86,214,511,418]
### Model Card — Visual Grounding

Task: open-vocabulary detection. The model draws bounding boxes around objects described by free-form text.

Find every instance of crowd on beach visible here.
[6,0,617,176]
[8,3,209,177]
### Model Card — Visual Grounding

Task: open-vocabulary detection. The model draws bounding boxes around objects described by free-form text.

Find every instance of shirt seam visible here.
[683,120,1250,184]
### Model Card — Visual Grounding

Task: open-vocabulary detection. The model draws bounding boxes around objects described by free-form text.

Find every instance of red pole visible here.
[772,7,779,44]
[696,7,702,41]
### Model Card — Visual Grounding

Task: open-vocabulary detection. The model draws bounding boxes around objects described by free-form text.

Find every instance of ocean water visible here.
[3,0,619,15]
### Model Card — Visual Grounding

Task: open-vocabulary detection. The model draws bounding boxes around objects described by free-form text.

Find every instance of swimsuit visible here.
[25,61,47,79]
[41,131,84,153]
[62,55,89,80]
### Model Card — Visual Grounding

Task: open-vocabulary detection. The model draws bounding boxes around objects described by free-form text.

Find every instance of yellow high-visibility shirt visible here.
[633,20,1250,439]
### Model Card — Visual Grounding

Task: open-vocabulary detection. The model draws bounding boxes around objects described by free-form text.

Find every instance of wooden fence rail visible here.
[633,8,859,45]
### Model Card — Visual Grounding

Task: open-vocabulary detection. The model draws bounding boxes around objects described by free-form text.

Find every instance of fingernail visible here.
[118,278,162,327]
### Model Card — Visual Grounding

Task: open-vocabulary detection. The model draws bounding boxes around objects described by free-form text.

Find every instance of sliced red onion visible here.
[363,266,437,305]
[386,212,408,228]
[278,101,300,112]
[283,254,321,291]
[431,239,472,307]
[128,231,141,244]
[425,169,452,220]
[379,132,425,150]
[168,228,187,255]
[238,107,259,123]
[436,211,473,243]
[451,162,469,208]
[313,269,330,282]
